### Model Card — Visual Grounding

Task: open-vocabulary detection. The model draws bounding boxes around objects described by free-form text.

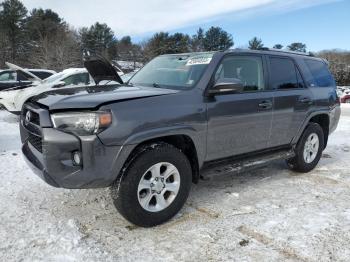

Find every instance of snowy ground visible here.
[0,105,350,262]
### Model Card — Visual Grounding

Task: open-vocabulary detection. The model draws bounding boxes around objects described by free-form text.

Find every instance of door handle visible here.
[298,97,312,104]
[258,100,272,109]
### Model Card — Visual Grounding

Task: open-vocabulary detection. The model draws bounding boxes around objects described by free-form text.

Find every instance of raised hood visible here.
[5,62,42,82]
[31,85,178,110]
[83,50,124,85]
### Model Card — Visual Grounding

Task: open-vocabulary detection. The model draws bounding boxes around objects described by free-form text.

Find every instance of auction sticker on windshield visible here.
[186,56,212,66]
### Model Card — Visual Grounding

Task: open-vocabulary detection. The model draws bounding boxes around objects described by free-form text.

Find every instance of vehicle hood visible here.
[31,84,178,110]
[83,51,124,85]
[5,62,42,82]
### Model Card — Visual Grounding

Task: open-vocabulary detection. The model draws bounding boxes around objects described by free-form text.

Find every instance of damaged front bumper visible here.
[20,103,131,189]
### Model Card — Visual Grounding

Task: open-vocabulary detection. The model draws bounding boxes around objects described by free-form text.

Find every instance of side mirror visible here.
[208,78,244,96]
[52,81,66,88]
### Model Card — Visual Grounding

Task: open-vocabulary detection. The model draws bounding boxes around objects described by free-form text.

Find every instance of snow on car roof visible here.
[26,69,56,74]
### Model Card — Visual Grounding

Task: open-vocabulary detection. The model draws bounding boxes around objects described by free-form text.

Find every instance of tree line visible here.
[0,0,349,85]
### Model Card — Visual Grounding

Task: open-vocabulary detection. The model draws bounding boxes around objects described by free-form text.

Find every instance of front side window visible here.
[214,55,265,92]
[129,53,215,90]
[44,72,65,84]
[304,59,335,87]
[269,57,302,89]
[0,71,16,81]
[63,73,90,86]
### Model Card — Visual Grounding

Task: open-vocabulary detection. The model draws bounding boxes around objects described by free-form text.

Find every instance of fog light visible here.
[72,151,82,166]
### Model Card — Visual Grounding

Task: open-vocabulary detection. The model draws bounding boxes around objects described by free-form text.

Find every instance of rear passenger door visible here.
[268,56,313,148]
[206,54,274,160]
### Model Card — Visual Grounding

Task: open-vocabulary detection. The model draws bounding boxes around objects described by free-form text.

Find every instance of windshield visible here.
[129,53,215,89]
[43,72,65,84]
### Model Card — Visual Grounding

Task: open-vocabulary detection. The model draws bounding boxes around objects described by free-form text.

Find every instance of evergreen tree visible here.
[25,8,64,40]
[191,27,204,52]
[168,33,190,53]
[144,32,190,59]
[248,37,264,50]
[79,22,117,58]
[203,27,233,51]
[273,44,283,49]
[0,0,27,62]
[288,42,307,52]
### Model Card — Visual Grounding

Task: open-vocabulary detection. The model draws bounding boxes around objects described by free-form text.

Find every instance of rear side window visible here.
[304,59,335,87]
[269,57,303,89]
[31,71,53,80]
[17,70,32,81]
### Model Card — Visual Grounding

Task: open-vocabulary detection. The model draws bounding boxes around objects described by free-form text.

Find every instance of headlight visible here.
[51,111,112,136]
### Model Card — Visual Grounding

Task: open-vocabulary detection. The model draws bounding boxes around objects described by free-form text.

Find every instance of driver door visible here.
[206,54,274,161]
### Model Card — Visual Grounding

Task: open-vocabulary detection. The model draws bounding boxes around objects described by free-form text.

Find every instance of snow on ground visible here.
[0,106,350,261]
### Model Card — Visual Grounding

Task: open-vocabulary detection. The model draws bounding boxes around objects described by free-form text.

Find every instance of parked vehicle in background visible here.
[0,68,91,114]
[0,62,55,91]
[121,70,137,82]
[341,93,350,103]
[20,49,340,227]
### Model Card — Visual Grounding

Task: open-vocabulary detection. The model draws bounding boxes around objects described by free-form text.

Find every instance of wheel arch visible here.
[293,111,330,149]
[309,114,329,149]
[116,126,205,184]
[127,135,201,183]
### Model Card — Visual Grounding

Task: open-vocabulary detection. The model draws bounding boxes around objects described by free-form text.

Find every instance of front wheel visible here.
[287,123,324,173]
[110,143,192,227]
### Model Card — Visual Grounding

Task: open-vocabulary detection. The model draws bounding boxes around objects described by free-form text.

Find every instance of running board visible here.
[200,149,295,179]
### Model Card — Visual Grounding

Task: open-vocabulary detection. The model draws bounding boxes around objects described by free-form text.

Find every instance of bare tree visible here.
[29,27,81,71]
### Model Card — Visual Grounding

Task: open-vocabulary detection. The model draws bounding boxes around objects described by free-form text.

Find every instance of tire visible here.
[110,143,192,227]
[287,122,324,173]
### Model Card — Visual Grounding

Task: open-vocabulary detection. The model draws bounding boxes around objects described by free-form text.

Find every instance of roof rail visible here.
[260,48,314,57]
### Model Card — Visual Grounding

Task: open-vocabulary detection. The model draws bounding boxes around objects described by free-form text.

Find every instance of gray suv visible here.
[20,49,341,227]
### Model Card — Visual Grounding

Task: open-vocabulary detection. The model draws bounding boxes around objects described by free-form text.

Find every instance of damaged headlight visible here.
[50,111,112,136]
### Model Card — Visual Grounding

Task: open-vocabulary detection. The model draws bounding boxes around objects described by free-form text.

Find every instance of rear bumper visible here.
[20,119,132,189]
[329,104,341,134]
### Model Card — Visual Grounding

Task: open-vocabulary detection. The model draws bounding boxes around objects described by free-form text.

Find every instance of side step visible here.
[200,149,295,179]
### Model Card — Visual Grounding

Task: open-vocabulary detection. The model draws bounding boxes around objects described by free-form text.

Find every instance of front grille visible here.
[27,133,43,153]
[22,108,40,125]
[22,104,43,153]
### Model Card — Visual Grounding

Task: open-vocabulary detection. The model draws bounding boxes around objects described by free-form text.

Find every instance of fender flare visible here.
[291,109,330,145]
[123,125,205,165]
[109,125,206,184]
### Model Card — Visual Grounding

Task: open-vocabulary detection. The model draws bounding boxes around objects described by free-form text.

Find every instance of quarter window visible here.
[304,59,335,87]
[215,56,265,92]
[269,57,302,89]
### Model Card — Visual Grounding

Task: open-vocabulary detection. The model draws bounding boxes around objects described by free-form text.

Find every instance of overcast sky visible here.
[21,0,348,51]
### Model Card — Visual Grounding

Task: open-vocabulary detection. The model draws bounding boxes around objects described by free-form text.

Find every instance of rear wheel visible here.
[110,143,192,227]
[287,123,324,173]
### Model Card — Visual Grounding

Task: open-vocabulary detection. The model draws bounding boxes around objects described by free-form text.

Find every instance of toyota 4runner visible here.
[20,49,341,227]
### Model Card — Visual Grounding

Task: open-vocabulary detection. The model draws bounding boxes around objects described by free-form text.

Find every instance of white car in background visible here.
[0,62,56,91]
[0,68,93,114]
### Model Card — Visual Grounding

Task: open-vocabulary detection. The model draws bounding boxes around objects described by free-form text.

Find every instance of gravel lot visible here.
[1,105,350,262]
